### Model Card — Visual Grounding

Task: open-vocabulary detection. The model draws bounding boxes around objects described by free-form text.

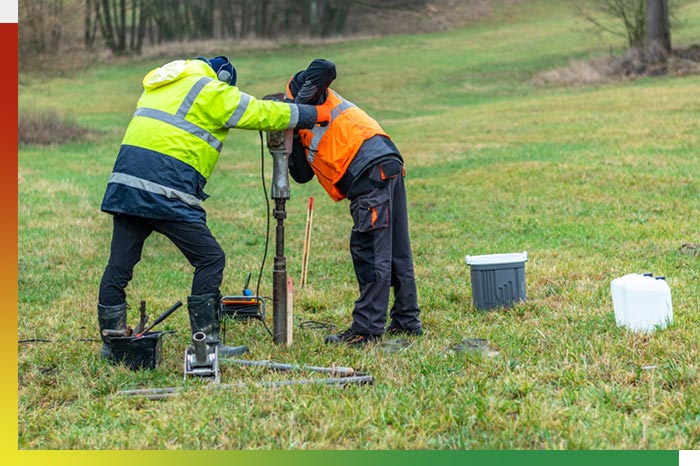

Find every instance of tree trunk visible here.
[241,0,250,37]
[85,0,97,48]
[646,0,671,62]
[129,0,137,51]
[117,0,126,52]
[218,0,237,38]
[332,0,350,35]
[98,0,116,50]
[134,0,148,53]
[309,0,323,36]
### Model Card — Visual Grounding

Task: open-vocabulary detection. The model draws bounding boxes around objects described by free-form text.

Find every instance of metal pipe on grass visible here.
[116,374,374,400]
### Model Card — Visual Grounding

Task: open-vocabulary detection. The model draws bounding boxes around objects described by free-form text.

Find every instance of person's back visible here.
[103,57,314,223]
[286,58,423,346]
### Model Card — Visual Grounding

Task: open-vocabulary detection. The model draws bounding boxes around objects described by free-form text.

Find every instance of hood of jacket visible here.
[142,59,215,91]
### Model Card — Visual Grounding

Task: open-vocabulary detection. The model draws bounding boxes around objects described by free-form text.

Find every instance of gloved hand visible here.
[296,81,320,105]
[315,105,331,127]
[294,58,336,105]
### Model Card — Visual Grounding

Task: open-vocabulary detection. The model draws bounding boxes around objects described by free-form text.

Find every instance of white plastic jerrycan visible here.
[611,273,673,332]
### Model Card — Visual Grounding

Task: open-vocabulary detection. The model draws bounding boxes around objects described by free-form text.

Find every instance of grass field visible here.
[17,0,700,449]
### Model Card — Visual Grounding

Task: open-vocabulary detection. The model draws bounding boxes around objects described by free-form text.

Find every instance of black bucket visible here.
[111,332,165,370]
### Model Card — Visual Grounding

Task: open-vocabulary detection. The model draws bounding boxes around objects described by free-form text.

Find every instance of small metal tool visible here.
[184,332,220,383]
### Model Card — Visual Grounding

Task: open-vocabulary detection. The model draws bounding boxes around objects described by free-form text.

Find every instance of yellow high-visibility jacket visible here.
[102,59,316,222]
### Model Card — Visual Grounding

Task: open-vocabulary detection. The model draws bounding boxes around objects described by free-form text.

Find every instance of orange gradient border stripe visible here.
[2,12,18,461]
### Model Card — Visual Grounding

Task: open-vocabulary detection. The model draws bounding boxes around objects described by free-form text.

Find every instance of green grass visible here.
[17,0,700,449]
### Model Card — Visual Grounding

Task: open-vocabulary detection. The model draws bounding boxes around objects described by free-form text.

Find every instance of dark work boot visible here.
[97,303,127,360]
[188,293,248,358]
[387,321,424,336]
[324,327,380,346]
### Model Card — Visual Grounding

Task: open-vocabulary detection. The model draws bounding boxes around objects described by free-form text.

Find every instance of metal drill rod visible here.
[116,374,375,400]
[136,300,148,334]
[223,359,356,377]
[266,129,293,346]
[273,198,288,345]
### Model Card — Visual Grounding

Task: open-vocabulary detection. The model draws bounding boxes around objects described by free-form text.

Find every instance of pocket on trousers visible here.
[350,188,390,233]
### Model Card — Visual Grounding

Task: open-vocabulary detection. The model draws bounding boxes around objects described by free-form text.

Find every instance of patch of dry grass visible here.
[532,45,700,86]
[19,109,97,146]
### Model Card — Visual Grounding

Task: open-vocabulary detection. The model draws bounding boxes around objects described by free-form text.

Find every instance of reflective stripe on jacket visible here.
[288,88,388,201]
[102,59,301,222]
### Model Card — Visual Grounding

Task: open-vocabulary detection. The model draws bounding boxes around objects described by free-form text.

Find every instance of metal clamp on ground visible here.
[184,331,220,384]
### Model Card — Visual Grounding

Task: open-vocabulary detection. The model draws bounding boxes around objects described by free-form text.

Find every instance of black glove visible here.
[294,58,336,105]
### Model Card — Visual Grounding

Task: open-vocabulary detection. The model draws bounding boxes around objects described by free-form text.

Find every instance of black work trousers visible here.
[98,214,225,306]
[346,160,421,336]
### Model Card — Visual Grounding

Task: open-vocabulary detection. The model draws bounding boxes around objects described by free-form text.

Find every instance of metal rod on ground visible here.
[135,301,183,337]
[116,374,374,400]
[301,196,314,289]
[224,359,356,377]
[137,300,148,334]
[266,128,292,346]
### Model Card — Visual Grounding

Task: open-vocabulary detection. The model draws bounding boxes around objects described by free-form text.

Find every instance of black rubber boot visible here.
[188,293,248,358]
[97,303,127,360]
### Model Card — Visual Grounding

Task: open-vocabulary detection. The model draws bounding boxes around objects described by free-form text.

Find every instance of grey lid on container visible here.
[465,251,528,266]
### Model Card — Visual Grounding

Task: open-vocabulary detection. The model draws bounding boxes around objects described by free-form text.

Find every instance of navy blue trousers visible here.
[98,214,225,306]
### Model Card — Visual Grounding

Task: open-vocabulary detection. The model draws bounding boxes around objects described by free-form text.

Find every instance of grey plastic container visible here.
[465,252,528,311]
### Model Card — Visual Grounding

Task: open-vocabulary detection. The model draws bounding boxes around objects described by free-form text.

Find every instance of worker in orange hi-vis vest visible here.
[286,58,422,346]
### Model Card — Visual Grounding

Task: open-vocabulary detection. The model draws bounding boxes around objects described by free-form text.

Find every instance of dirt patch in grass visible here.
[679,243,700,257]
[19,109,99,146]
[532,44,700,86]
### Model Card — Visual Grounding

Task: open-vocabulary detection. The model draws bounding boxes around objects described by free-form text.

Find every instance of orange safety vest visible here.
[286,86,388,201]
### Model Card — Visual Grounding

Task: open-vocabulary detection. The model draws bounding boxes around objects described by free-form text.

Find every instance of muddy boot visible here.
[97,303,127,360]
[188,293,248,358]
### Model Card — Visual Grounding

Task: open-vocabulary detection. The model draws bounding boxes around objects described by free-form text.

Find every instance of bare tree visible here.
[577,0,680,53]
[19,0,65,55]
[89,0,149,54]
[85,0,99,48]
[576,0,647,48]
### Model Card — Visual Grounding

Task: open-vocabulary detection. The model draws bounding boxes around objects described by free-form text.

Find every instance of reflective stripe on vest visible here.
[108,172,203,208]
[287,104,299,129]
[177,77,210,116]
[133,76,226,153]
[134,107,224,153]
[306,96,356,163]
[301,89,388,201]
[225,92,252,128]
